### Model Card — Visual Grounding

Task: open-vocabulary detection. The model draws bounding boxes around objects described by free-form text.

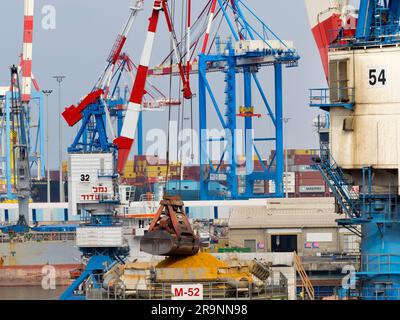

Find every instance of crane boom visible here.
[114,0,193,174]
[21,0,34,103]
[62,0,143,128]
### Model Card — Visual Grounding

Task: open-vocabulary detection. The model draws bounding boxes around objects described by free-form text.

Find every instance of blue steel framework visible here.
[60,213,128,300]
[68,59,143,155]
[0,89,45,199]
[62,58,133,300]
[311,0,400,300]
[198,0,299,200]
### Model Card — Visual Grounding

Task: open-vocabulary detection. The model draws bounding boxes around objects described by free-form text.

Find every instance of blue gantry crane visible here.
[198,0,299,200]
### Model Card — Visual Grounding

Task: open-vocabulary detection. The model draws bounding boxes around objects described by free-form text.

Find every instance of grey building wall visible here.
[227,198,359,256]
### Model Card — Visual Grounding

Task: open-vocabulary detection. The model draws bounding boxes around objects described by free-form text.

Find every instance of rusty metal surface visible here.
[140,230,200,256]
[140,196,200,256]
[0,241,80,266]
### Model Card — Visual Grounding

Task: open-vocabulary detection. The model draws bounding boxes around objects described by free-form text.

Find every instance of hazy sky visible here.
[0,0,329,169]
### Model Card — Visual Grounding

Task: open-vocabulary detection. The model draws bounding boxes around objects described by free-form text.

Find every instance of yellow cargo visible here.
[62,161,68,172]
[295,149,314,155]
[146,173,161,178]
[155,252,253,283]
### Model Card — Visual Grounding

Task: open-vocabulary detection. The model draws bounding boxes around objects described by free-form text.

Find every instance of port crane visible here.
[112,0,299,200]
[4,66,32,233]
[62,0,144,148]
[113,0,195,174]
[62,0,299,298]
[0,0,45,232]
[61,0,192,300]
[307,0,400,300]
[62,0,181,155]
[60,1,149,300]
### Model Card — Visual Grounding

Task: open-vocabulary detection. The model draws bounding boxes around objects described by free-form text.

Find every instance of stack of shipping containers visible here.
[24,150,332,202]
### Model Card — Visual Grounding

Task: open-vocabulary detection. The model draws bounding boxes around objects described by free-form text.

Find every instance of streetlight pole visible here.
[42,90,53,203]
[53,76,66,202]
[282,117,291,198]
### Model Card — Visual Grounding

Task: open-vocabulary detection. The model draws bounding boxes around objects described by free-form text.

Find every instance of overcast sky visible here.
[0,0,329,169]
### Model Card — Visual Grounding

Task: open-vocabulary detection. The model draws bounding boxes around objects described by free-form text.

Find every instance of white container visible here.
[68,152,115,215]
[269,182,295,194]
[235,40,294,55]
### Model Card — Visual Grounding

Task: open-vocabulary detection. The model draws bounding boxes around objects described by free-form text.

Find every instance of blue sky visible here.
[0,0,328,169]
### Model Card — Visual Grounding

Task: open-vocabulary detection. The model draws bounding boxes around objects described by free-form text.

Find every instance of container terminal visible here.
[0,0,399,301]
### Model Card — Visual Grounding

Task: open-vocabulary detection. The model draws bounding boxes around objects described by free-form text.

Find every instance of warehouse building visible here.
[228,197,359,256]
[227,197,360,298]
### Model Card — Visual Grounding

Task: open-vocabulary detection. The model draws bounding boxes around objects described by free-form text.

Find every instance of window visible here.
[271,235,298,252]
[138,219,145,229]
[343,234,359,253]
[343,118,354,132]
[329,59,349,103]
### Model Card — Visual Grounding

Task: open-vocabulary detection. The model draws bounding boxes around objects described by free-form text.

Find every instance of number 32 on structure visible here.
[369,68,387,86]
[80,174,90,182]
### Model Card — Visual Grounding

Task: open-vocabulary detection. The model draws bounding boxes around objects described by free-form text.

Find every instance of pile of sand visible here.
[156,252,252,282]
[156,252,227,269]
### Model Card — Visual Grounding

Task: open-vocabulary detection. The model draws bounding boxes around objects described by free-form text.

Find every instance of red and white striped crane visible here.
[201,0,217,54]
[21,0,35,103]
[114,0,194,173]
[62,0,144,139]
[118,53,181,110]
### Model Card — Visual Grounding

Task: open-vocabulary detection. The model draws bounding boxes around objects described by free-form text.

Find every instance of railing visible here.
[351,288,400,300]
[84,271,288,300]
[309,88,355,108]
[348,284,400,300]
[312,146,360,219]
[329,28,357,46]
[293,252,315,300]
[361,254,400,274]
[139,193,156,202]
[97,169,118,178]
[0,232,76,243]
[98,193,120,203]
[329,24,400,47]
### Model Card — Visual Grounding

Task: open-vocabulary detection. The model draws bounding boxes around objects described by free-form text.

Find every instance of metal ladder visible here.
[312,146,360,219]
[293,252,315,300]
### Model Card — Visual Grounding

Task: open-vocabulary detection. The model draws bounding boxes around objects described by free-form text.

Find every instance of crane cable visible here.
[177,0,186,197]
[165,0,176,192]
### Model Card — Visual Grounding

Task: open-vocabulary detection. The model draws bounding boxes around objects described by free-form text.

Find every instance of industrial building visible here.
[228,197,359,255]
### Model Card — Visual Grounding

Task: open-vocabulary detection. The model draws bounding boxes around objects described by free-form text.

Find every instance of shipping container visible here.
[298,185,326,193]
[291,164,319,172]
[269,183,295,193]
[296,171,322,180]
[294,155,312,165]
[294,149,317,155]
[297,179,325,187]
